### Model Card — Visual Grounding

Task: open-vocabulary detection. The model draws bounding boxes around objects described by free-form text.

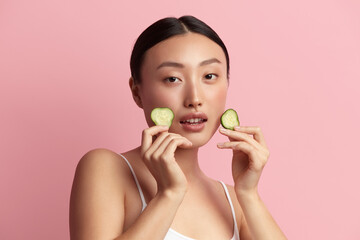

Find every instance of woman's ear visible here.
[129,77,143,108]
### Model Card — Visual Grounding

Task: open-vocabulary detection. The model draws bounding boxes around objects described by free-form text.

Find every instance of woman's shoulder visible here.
[220,182,240,208]
[76,148,124,173]
[76,147,141,169]
[217,181,244,226]
[70,148,137,238]
[73,148,136,191]
[78,147,123,163]
[222,182,236,199]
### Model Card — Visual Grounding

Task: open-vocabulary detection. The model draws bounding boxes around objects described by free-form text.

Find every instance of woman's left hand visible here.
[217,126,270,195]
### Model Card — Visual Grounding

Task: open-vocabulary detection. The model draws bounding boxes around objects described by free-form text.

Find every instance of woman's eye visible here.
[165,77,180,83]
[204,74,217,80]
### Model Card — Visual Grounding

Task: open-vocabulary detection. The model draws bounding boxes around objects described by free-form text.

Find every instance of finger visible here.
[141,125,169,156]
[146,133,192,162]
[217,141,253,155]
[155,138,191,177]
[150,134,185,160]
[234,126,267,147]
[219,128,262,150]
[157,134,187,153]
[218,140,269,171]
[151,132,176,151]
[161,138,193,161]
[144,132,173,159]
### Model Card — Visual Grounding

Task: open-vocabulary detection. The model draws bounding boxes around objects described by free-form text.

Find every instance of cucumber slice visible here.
[151,107,174,127]
[220,109,240,130]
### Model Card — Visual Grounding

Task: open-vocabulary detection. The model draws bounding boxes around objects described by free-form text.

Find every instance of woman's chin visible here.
[186,135,213,149]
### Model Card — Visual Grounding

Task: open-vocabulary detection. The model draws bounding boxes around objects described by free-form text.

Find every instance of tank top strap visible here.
[119,153,147,211]
[219,181,240,240]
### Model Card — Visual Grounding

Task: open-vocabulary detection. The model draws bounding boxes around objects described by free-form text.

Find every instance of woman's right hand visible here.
[140,125,192,198]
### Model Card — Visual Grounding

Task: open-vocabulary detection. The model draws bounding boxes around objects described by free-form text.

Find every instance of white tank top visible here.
[120,154,240,240]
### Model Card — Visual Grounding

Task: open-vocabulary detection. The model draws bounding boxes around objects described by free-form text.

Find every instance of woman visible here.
[69,15,286,240]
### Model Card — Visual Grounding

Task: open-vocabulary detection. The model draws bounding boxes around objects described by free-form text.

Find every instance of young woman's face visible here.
[137,32,228,147]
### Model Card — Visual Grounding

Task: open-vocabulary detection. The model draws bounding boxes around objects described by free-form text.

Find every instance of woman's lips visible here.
[179,112,208,132]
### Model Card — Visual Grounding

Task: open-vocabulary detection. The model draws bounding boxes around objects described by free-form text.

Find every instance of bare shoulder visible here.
[69,148,131,239]
[74,148,127,177]
[222,183,253,240]
[222,183,244,226]
[77,147,124,165]
[72,148,131,192]
[222,183,238,206]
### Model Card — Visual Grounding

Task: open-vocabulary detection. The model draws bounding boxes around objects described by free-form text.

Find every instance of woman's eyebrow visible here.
[199,58,221,66]
[156,58,221,70]
[157,61,184,69]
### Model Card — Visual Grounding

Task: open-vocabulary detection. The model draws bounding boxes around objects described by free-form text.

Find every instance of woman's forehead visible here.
[142,33,226,69]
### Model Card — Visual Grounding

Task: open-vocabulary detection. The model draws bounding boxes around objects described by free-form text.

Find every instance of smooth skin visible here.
[69,32,286,239]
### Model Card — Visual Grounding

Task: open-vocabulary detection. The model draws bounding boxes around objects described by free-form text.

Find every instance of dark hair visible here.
[130,15,230,84]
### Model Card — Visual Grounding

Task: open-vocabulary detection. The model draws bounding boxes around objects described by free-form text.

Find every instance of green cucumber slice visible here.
[220,109,240,130]
[151,107,174,127]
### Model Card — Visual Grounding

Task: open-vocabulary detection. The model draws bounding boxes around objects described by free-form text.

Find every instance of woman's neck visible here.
[174,147,207,184]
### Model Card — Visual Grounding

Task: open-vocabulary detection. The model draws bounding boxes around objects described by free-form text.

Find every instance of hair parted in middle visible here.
[130,15,230,84]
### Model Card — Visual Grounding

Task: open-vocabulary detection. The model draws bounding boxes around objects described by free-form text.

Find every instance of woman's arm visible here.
[119,126,192,239]
[70,149,186,240]
[237,190,286,240]
[236,190,286,239]
[70,126,192,240]
[218,126,287,239]
[116,191,184,240]
[69,149,126,239]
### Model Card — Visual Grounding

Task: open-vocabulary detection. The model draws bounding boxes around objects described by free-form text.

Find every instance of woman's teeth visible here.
[181,118,206,124]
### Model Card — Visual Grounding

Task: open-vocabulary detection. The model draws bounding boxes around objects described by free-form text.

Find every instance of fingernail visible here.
[234,126,241,130]
[217,143,224,147]
[220,128,227,133]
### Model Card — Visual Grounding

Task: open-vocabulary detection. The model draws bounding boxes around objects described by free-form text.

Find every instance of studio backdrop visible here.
[1,0,359,239]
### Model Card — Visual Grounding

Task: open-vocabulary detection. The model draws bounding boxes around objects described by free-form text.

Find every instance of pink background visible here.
[1,0,359,239]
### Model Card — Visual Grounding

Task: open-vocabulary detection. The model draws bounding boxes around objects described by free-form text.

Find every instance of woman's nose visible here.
[184,82,203,109]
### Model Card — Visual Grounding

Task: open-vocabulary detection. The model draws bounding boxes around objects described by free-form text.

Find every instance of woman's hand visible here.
[217,126,270,195]
[141,125,193,197]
